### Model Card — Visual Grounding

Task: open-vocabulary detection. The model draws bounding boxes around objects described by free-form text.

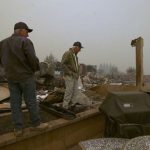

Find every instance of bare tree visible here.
[126,67,136,75]
[44,53,57,76]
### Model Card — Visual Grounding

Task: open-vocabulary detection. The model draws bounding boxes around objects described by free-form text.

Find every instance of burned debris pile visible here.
[0,62,104,134]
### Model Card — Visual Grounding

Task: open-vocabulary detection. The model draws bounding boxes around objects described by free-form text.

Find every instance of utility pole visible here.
[131,37,144,90]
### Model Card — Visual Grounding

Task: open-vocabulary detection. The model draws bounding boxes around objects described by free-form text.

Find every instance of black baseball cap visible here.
[14,22,33,32]
[73,41,84,48]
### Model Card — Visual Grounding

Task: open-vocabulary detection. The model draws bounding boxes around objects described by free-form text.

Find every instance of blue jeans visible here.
[8,77,41,130]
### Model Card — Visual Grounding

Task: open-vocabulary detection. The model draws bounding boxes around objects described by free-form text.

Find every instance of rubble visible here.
[79,135,150,150]
[0,84,10,102]
[79,138,129,150]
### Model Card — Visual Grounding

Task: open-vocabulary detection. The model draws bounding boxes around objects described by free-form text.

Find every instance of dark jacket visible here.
[61,48,79,79]
[0,34,39,81]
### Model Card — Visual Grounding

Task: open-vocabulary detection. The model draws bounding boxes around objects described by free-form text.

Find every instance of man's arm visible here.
[23,39,40,72]
[61,52,73,74]
[61,51,79,79]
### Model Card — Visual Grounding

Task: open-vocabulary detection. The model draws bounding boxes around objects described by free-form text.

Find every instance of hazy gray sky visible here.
[0,0,150,74]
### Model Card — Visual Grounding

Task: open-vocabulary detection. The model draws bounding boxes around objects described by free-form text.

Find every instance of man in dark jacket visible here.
[0,22,48,136]
[61,41,83,109]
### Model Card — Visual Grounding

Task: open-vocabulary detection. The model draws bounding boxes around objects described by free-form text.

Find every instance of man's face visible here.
[74,46,81,54]
[20,29,29,37]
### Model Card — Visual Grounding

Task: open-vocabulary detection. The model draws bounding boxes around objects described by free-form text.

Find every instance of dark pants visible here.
[8,77,40,130]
